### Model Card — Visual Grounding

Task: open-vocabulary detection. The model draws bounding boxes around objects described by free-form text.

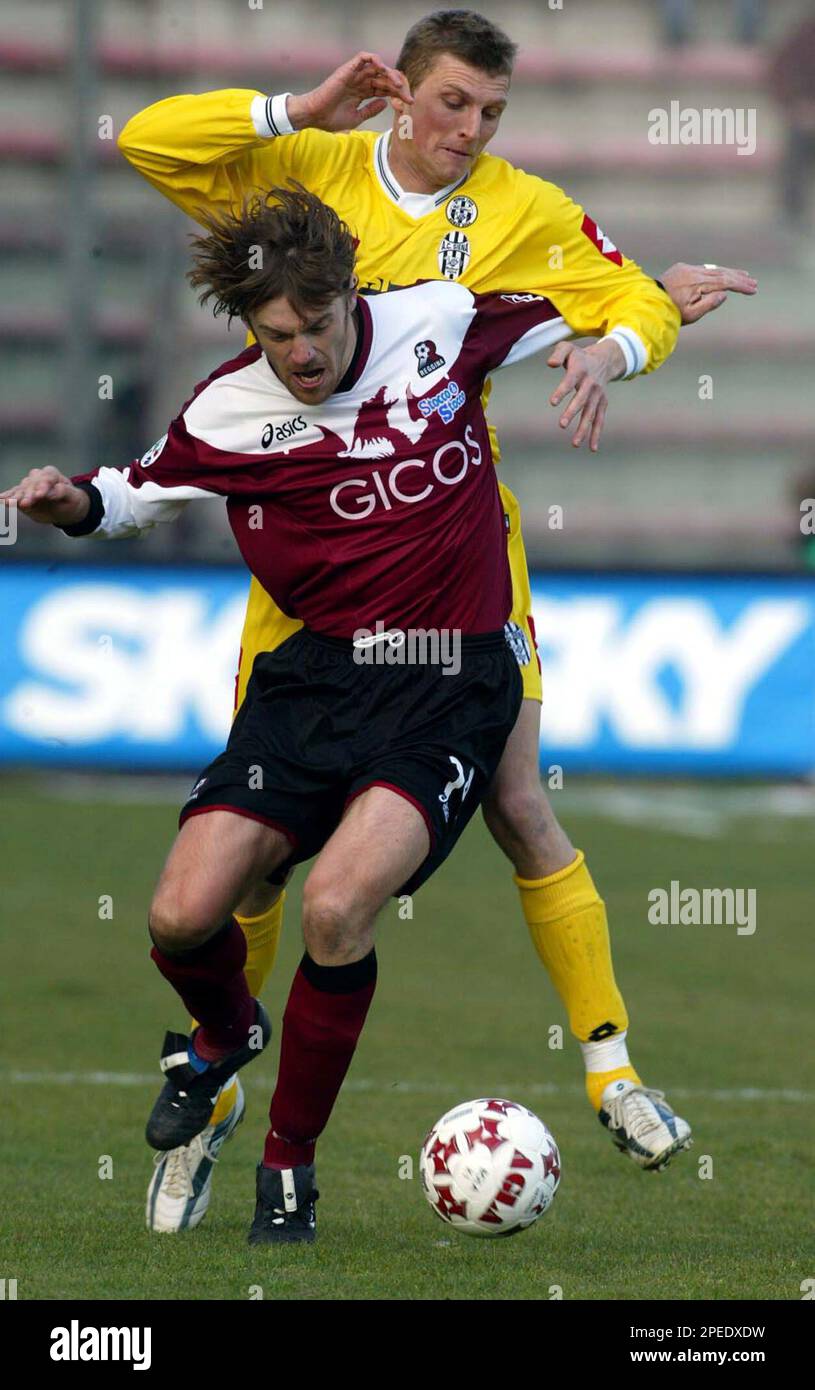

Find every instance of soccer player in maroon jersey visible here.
[116,17,759,1229]
[2,186,669,1243]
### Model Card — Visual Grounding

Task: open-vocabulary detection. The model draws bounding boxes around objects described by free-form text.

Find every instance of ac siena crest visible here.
[446,195,478,227]
[438,230,471,280]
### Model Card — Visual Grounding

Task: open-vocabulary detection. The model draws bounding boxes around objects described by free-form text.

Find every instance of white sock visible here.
[580,1029,631,1074]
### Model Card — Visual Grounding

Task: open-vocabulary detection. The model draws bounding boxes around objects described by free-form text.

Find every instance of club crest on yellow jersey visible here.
[446,195,478,228]
[438,230,471,280]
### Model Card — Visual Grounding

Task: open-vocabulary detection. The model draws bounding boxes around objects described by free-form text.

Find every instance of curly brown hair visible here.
[187,183,357,325]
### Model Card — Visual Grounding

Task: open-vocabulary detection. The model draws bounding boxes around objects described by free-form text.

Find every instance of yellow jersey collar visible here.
[373,131,468,219]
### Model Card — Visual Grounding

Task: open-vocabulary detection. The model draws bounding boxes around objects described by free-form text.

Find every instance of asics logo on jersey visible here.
[262,415,307,447]
[329,426,482,519]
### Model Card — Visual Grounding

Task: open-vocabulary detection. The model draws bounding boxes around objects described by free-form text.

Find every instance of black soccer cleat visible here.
[145,1000,271,1151]
[247,1162,319,1245]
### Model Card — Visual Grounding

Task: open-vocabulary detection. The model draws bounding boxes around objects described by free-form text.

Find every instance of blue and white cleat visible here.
[146,1078,245,1232]
[599,1079,692,1171]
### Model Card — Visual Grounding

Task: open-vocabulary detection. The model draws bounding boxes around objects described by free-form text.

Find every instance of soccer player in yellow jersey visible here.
[118,10,757,1231]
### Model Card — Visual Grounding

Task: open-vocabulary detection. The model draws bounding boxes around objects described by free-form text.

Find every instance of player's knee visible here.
[483,782,576,877]
[148,890,217,954]
[485,782,548,843]
[301,883,360,962]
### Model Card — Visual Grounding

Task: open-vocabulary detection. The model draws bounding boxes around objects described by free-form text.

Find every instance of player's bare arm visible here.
[286,51,413,133]
[0,467,90,526]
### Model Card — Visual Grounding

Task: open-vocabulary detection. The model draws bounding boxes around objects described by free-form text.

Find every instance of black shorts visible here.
[179,627,522,895]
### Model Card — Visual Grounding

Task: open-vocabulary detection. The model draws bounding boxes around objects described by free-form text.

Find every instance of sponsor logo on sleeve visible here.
[139,434,168,468]
[580,213,623,266]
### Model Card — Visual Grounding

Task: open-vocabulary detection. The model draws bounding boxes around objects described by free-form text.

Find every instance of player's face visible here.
[396,56,510,189]
[250,293,356,405]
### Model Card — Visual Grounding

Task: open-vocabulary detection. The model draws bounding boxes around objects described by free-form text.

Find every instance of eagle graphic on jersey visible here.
[337,383,428,460]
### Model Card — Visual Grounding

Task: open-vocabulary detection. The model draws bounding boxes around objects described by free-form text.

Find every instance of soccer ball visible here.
[419,1097,560,1237]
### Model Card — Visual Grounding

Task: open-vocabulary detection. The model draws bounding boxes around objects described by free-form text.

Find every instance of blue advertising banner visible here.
[0,564,812,774]
[531,574,814,775]
[0,565,249,768]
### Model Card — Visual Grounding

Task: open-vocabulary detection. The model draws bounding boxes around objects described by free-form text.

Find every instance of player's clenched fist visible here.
[287,51,414,133]
[0,466,90,526]
[547,340,624,453]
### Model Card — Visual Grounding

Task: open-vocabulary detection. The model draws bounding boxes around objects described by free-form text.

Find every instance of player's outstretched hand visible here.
[287,52,413,133]
[0,466,90,526]
[547,341,621,452]
[660,262,758,325]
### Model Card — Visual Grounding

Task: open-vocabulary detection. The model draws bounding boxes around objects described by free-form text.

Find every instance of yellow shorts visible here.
[233,481,542,712]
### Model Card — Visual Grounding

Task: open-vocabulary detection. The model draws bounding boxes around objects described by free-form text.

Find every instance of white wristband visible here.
[250,92,296,139]
[602,327,647,379]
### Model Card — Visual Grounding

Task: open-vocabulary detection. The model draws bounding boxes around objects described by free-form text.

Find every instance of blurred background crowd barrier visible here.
[1,0,813,772]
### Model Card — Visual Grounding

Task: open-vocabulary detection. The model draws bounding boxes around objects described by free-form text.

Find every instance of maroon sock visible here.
[264,950,377,1168]
[150,917,254,1058]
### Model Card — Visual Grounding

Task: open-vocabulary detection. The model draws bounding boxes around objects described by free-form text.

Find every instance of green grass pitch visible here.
[0,774,812,1301]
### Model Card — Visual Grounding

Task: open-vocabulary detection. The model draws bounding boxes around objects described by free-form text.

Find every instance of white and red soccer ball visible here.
[420,1098,561,1237]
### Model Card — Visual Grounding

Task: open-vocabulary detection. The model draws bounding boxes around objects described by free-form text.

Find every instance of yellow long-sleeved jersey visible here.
[118,89,680,378]
[117,90,681,706]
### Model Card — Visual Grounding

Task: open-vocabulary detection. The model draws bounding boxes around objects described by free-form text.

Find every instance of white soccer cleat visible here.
[598,1079,692,1171]
[146,1077,245,1231]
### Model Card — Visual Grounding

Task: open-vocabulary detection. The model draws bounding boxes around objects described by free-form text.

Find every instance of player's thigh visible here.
[488,696,545,802]
[301,787,430,958]
[482,698,576,873]
[150,810,292,947]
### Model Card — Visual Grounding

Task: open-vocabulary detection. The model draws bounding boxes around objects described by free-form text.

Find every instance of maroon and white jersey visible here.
[75,281,571,636]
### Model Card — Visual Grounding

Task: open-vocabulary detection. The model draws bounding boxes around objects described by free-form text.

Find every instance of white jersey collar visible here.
[373,131,468,219]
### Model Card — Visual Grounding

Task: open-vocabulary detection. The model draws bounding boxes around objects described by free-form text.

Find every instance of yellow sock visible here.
[239,891,286,999]
[584,1064,641,1113]
[515,853,637,1110]
[201,893,287,1127]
